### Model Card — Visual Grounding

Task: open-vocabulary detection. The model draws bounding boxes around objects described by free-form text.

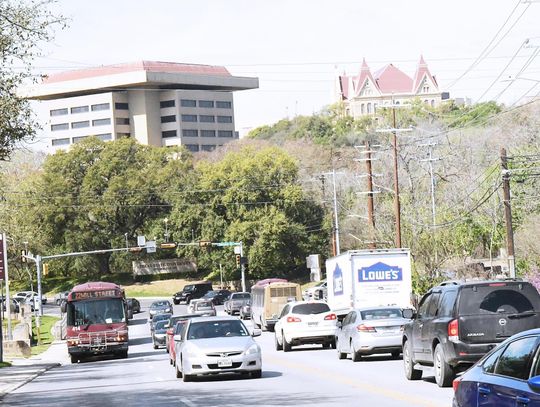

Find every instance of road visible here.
[4,298,454,407]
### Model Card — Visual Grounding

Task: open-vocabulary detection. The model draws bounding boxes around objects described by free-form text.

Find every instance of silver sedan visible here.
[174,316,262,381]
[336,307,411,361]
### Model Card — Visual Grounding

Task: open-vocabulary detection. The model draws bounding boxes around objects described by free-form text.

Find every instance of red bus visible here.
[62,282,129,363]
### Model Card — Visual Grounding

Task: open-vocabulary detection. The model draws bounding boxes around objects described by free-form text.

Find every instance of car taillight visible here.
[324,313,337,320]
[448,319,459,343]
[287,316,301,323]
[357,324,376,332]
[452,377,462,392]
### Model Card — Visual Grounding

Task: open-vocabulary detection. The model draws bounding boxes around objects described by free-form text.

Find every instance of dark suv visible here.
[402,279,540,387]
[173,282,213,305]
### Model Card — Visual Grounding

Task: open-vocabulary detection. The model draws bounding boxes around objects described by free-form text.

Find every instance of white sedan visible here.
[336,306,411,362]
[274,301,337,352]
[174,316,262,381]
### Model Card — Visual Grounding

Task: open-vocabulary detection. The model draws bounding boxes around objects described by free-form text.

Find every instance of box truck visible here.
[326,249,413,317]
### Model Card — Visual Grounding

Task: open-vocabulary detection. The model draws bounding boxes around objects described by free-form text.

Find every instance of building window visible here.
[218,130,233,138]
[161,115,176,123]
[201,130,216,138]
[71,106,89,114]
[51,138,70,146]
[162,130,177,138]
[181,114,197,122]
[72,121,90,129]
[201,145,216,152]
[92,118,111,126]
[91,103,110,112]
[115,118,130,125]
[73,136,88,143]
[117,133,131,138]
[185,144,200,152]
[395,101,400,105]
[360,104,365,114]
[115,102,129,110]
[96,133,112,141]
[216,101,231,109]
[423,86,430,93]
[217,115,232,123]
[180,99,196,107]
[198,100,214,108]
[182,129,198,137]
[160,100,175,108]
[51,123,69,131]
[199,115,215,123]
[50,108,68,117]
[373,103,378,113]
[367,103,372,114]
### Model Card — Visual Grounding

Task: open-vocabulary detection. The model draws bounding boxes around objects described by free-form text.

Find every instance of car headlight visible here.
[165,308,171,313]
[245,343,260,355]
[186,346,202,358]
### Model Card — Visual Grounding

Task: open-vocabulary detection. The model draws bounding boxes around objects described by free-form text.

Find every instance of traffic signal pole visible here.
[240,242,246,292]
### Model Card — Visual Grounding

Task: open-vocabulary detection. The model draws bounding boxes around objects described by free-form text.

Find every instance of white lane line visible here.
[180,397,197,407]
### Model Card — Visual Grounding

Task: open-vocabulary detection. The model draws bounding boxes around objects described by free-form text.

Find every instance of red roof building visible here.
[337,56,445,117]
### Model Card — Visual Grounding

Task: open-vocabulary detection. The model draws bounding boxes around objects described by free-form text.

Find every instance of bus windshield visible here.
[67,298,125,326]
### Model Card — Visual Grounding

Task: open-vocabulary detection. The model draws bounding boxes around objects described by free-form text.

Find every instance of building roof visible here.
[24,60,259,100]
[338,56,438,100]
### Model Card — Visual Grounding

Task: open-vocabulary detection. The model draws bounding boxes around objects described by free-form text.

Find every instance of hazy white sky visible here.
[28,0,540,146]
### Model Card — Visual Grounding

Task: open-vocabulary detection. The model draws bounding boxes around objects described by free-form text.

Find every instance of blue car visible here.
[453,328,540,406]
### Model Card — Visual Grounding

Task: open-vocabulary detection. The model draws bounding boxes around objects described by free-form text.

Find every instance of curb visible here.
[0,363,60,400]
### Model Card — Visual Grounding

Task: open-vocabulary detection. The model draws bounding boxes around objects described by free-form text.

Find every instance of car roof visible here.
[187,316,241,324]
[435,279,528,289]
[286,300,328,306]
[353,306,404,312]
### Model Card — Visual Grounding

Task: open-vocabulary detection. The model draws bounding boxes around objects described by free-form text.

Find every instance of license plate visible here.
[308,322,318,327]
[218,357,233,367]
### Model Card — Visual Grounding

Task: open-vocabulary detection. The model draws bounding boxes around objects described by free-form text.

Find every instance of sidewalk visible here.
[0,340,68,400]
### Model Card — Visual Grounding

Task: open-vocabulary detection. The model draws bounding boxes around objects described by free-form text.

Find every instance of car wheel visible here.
[175,362,182,378]
[434,344,454,387]
[337,339,347,360]
[283,335,292,352]
[153,344,158,350]
[169,356,173,365]
[70,354,79,364]
[403,340,422,380]
[275,333,283,351]
[391,350,401,359]
[330,338,337,349]
[322,342,330,349]
[173,300,179,305]
[351,343,362,362]
[251,369,262,379]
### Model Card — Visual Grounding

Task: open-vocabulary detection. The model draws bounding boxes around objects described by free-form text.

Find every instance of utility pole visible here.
[419,143,440,229]
[500,148,516,278]
[332,168,341,255]
[354,142,378,248]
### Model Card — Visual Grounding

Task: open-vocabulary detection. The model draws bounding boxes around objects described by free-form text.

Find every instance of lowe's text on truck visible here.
[326,249,412,317]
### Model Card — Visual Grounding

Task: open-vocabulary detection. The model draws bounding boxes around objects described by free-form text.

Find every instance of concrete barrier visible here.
[3,340,31,358]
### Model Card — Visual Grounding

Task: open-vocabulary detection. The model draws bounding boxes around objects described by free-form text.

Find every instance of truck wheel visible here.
[434,344,454,387]
[404,340,422,380]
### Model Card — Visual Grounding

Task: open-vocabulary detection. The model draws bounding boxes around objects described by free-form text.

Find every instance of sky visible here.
[25,0,540,149]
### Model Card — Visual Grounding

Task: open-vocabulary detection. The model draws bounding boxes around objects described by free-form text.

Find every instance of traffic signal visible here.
[129,247,143,253]
[160,243,177,249]
[21,249,27,263]
[43,263,49,277]
[199,241,212,248]
[235,254,241,268]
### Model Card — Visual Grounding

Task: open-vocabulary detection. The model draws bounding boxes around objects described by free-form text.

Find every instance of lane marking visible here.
[265,355,443,407]
[180,397,197,407]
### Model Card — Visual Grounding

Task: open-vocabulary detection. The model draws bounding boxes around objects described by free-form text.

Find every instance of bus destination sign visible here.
[72,289,119,300]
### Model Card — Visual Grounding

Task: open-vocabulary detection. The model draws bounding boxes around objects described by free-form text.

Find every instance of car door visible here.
[339,312,353,353]
[411,292,433,362]
[275,304,290,343]
[476,335,540,406]
[421,291,441,363]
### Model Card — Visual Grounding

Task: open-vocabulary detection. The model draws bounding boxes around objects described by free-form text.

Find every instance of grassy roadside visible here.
[31,315,60,356]
[0,361,12,368]
[122,279,197,297]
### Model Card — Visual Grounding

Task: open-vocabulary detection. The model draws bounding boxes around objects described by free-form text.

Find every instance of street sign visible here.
[234,246,241,254]
[137,235,146,247]
[215,242,237,247]
[146,240,156,254]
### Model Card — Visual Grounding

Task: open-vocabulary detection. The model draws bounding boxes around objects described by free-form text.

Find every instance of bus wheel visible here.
[119,350,128,359]
[70,354,78,364]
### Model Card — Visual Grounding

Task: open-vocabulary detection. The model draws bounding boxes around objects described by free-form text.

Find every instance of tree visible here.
[1,0,65,159]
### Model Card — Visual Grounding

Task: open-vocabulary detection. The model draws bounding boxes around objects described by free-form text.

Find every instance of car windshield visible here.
[360,308,402,320]
[187,320,249,339]
[152,314,171,323]
[183,285,195,292]
[152,301,169,308]
[154,320,168,330]
[196,302,213,310]
[232,293,250,300]
[458,284,540,315]
[292,303,330,314]
[204,292,216,297]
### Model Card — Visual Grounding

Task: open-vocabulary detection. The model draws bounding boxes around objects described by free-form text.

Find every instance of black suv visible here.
[402,279,540,387]
[173,282,213,305]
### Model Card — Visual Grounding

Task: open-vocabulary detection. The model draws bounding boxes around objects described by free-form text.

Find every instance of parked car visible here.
[54,291,69,305]
[148,300,172,319]
[127,298,141,314]
[172,282,213,305]
[274,301,337,352]
[336,306,412,361]
[224,292,251,315]
[402,279,540,387]
[1,298,20,313]
[453,328,540,406]
[303,280,327,301]
[150,313,172,332]
[14,291,46,305]
[239,301,251,320]
[152,319,169,349]
[202,289,231,305]
[173,316,262,381]
[190,300,217,317]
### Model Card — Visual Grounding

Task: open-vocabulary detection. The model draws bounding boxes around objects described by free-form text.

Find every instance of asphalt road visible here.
[4,298,454,407]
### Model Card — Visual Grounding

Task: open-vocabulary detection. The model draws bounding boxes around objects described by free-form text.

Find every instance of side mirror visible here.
[173,334,183,342]
[402,308,415,319]
[337,321,342,329]
[60,301,67,313]
[252,328,262,337]
[529,376,540,393]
